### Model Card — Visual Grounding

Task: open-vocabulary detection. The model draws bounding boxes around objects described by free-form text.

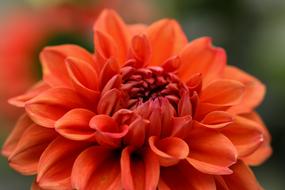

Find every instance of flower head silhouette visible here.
[2,9,271,190]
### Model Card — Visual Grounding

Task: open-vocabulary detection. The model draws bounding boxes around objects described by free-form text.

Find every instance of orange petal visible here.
[97,89,125,115]
[65,57,99,103]
[144,148,160,190]
[178,91,192,116]
[223,66,266,114]
[195,79,245,119]
[190,91,199,115]
[99,58,120,90]
[65,57,98,91]
[8,124,56,175]
[25,88,87,128]
[186,126,237,175]
[130,34,151,67]
[149,136,189,166]
[214,176,230,190]
[8,81,50,107]
[120,147,141,190]
[147,99,162,137]
[124,117,149,148]
[94,9,130,65]
[90,114,122,137]
[170,115,192,138]
[197,111,233,129]
[55,108,95,141]
[136,100,152,119]
[121,146,159,190]
[162,56,181,73]
[101,74,122,95]
[2,114,32,157]
[222,160,263,190]
[112,108,135,124]
[160,98,176,138]
[147,19,188,66]
[200,79,245,106]
[221,115,264,157]
[179,37,226,84]
[94,30,118,62]
[40,45,94,88]
[37,137,90,190]
[244,142,272,165]
[243,112,270,142]
[90,114,128,147]
[71,146,121,190]
[241,112,272,165]
[186,73,203,94]
[160,160,216,190]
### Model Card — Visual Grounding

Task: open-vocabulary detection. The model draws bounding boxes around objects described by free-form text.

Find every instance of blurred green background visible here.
[0,0,284,189]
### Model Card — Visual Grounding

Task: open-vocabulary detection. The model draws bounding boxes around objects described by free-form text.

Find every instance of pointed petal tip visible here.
[55,108,95,141]
[8,96,25,107]
[149,136,189,166]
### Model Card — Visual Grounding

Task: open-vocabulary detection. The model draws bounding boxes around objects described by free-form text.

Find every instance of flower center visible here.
[121,66,184,109]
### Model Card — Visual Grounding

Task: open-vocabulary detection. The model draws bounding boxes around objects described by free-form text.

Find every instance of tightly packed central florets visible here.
[121,66,184,109]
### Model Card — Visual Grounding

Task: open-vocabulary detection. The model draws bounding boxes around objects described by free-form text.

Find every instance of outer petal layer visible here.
[8,81,50,107]
[186,126,237,175]
[40,45,94,88]
[8,124,56,175]
[223,66,266,114]
[149,136,189,166]
[121,146,159,190]
[71,146,121,190]
[241,112,272,165]
[221,160,263,190]
[37,137,90,190]
[179,37,226,84]
[94,9,130,65]
[200,79,245,106]
[221,116,264,157]
[147,19,188,66]
[65,57,100,103]
[2,114,33,157]
[55,108,95,141]
[160,161,216,190]
[26,88,88,128]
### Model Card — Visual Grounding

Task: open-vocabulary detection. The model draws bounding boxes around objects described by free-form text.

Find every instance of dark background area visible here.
[0,0,284,189]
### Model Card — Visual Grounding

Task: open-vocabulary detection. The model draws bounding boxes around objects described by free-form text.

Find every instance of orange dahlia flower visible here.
[2,9,271,190]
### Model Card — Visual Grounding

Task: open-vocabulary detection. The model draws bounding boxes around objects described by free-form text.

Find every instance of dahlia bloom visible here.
[2,9,271,190]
